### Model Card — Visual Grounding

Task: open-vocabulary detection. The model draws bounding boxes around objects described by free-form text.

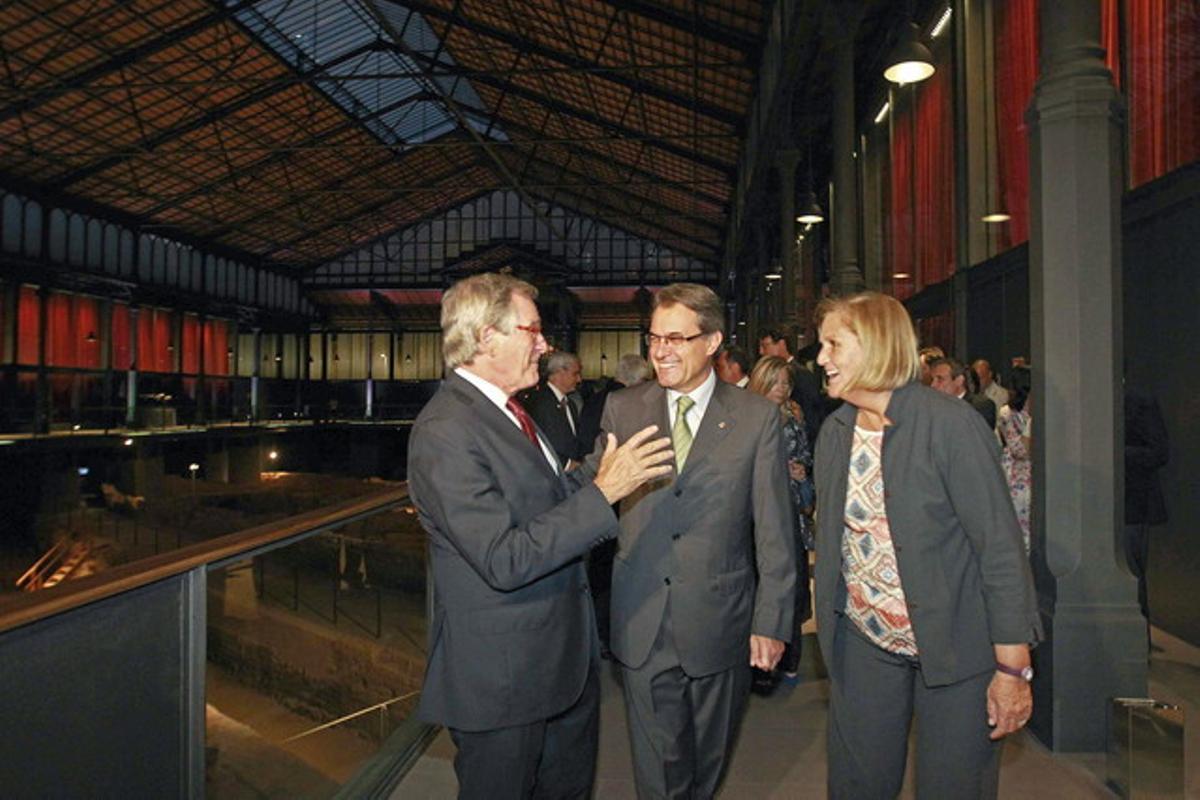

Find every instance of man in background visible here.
[715,344,751,388]
[524,350,585,467]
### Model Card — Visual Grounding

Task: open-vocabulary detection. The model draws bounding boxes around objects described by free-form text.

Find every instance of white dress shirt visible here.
[666,368,718,435]
[548,382,577,435]
[455,367,560,472]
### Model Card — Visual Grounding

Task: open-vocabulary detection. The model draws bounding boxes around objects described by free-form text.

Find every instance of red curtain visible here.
[138,308,174,373]
[914,56,955,288]
[111,303,133,370]
[44,292,100,369]
[17,286,39,365]
[889,92,915,301]
[1128,1,1200,186]
[994,0,1038,250]
[203,319,230,376]
[181,314,200,374]
[1103,0,1120,87]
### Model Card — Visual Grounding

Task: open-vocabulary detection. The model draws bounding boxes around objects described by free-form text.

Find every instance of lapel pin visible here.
[718,421,727,429]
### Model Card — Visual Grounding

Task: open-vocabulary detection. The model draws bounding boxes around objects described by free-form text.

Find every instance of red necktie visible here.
[505,397,540,448]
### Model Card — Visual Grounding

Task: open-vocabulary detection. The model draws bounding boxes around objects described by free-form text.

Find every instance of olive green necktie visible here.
[672,395,695,470]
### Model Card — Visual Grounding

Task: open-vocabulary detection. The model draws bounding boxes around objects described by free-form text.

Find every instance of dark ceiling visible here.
[0,0,913,297]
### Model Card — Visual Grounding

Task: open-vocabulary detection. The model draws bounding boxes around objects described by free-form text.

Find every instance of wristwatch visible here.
[995,662,1034,682]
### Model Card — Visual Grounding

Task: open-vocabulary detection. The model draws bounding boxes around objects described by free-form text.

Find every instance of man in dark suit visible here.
[524,350,585,467]
[590,283,795,799]
[407,273,674,799]
[760,327,825,443]
[931,356,998,430]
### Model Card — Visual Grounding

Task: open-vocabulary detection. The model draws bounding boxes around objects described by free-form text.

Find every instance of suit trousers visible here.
[827,616,1001,800]
[621,599,751,799]
[450,661,600,800]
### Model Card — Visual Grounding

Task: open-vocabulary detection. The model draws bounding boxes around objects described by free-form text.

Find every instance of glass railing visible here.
[0,485,432,799]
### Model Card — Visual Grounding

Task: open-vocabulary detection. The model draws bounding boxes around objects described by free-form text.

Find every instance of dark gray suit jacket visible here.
[814,381,1042,687]
[588,377,796,677]
[524,382,583,465]
[407,371,617,731]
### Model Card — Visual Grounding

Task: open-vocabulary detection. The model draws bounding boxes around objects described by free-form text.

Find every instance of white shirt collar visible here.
[736,375,750,388]
[548,382,568,404]
[667,368,718,427]
[455,367,562,473]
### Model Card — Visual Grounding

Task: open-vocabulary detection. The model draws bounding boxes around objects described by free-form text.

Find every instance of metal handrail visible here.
[0,484,410,635]
[279,690,422,744]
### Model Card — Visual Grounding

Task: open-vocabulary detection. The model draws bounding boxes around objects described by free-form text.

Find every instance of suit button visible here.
[672,533,681,541]
[664,577,671,586]
[674,488,683,497]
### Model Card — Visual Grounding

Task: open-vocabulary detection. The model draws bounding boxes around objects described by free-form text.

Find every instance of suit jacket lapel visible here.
[446,373,559,481]
[678,380,735,476]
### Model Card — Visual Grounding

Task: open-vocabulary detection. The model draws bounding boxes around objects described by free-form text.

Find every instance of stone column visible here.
[126,306,139,427]
[775,150,800,328]
[830,35,864,297]
[249,328,261,422]
[1026,0,1143,751]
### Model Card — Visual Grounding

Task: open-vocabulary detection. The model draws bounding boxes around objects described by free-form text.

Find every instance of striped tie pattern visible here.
[672,395,695,470]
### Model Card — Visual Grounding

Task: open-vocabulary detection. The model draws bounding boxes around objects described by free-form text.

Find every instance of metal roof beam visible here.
[0,0,265,125]
[378,0,743,129]
[403,49,735,178]
[48,39,389,190]
[605,0,759,58]
[136,91,441,217]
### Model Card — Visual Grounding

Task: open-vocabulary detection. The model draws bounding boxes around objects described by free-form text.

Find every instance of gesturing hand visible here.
[593,425,674,505]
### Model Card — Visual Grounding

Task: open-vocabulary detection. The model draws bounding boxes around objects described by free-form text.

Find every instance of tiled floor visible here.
[395,627,1197,798]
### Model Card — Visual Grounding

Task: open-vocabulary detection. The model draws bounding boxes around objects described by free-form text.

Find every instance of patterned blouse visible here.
[841,425,918,656]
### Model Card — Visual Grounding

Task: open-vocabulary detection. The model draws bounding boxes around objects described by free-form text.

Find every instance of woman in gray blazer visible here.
[812,292,1042,799]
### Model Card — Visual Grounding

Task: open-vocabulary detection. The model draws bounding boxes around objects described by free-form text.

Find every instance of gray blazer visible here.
[589,377,796,677]
[814,381,1042,687]
[407,371,617,731]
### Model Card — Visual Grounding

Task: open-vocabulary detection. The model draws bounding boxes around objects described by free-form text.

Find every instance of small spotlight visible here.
[72,424,81,431]
[981,212,1012,223]
[123,438,134,446]
[268,450,278,460]
[78,467,90,476]
[188,463,200,473]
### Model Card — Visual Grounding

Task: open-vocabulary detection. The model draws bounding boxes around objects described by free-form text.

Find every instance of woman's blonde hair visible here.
[747,355,791,401]
[441,273,538,369]
[815,292,920,392]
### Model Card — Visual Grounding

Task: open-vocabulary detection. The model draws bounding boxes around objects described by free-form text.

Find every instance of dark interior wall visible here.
[966,245,1031,382]
[963,165,1198,646]
[1123,166,1200,646]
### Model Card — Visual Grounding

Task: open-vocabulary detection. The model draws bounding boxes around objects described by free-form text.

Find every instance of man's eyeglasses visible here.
[645,331,707,349]
[514,323,544,337]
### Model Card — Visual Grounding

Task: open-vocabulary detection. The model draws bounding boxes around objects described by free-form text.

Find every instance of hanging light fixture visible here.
[85,331,97,343]
[795,145,825,224]
[884,16,935,84]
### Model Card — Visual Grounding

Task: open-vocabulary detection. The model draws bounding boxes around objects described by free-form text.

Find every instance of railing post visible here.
[180,566,207,799]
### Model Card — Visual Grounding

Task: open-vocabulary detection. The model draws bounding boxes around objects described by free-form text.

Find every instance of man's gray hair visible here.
[615,353,653,386]
[440,273,537,369]
[544,350,580,376]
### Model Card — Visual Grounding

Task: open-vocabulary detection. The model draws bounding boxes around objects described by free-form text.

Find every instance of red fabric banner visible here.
[44,291,100,369]
[203,319,230,376]
[17,286,39,365]
[138,308,174,373]
[181,314,200,374]
[889,92,915,301]
[1128,1,1199,186]
[111,303,133,370]
[994,0,1038,250]
[914,57,955,289]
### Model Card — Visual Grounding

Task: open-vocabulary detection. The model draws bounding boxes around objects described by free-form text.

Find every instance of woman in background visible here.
[813,292,1041,799]
[748,355,813,679]
[998,365,1033,554]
